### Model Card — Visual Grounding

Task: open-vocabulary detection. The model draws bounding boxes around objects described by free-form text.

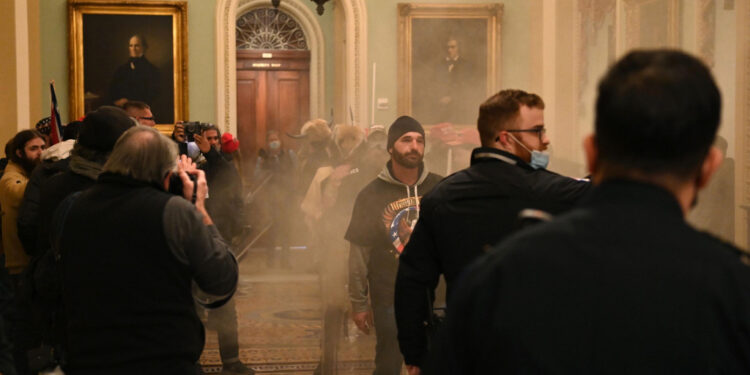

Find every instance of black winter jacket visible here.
[395,147,591,366]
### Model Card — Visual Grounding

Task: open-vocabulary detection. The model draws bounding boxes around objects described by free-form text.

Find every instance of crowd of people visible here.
[0,48,748,375]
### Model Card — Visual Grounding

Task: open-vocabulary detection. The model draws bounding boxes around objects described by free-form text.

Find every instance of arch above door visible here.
[216,0,328,135]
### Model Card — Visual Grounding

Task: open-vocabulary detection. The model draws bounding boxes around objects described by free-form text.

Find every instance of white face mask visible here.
[508,133,549,170]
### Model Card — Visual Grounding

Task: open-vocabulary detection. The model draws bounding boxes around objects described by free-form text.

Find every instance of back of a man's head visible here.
[595,49,721,181]
[103,126,178,186]
[477,89,545,146]
[74,106,136,164]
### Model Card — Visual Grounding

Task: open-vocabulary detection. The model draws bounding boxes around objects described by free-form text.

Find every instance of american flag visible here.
[49,81,63,145]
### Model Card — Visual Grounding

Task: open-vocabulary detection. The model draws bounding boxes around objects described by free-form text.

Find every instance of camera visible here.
[181,121,212,142]
[168,172,198,202]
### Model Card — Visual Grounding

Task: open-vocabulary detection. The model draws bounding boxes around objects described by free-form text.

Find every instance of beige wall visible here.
[0,0,18,150]
[0,0,40,151]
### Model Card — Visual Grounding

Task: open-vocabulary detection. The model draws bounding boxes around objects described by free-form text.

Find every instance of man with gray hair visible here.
[52,126,239,374]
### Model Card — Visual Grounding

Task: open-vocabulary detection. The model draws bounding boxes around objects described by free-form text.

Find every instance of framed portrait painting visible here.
[398,3,503,126]
[68,0,188,125]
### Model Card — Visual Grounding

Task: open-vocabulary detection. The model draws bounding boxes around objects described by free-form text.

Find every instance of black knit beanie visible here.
[387,116,424,149]
[78,106,136,152]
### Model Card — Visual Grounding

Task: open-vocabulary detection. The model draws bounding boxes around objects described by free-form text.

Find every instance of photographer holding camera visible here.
[171,122,251,374]
[52,126,238,374]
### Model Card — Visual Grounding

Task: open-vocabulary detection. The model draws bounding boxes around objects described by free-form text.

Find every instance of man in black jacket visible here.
[428,50,750,374]
[28,108,135,372]
[53,126,238,374]
[394,90,591,372]
[192,125,252,375]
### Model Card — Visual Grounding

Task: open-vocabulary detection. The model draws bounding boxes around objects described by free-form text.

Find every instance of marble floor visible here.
[199,246,380,374]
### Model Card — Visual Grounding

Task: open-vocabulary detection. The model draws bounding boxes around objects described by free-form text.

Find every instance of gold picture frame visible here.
[68,0,188,127]
[397,3,503,126]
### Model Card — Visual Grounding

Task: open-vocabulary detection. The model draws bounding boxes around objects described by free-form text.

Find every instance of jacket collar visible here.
[584,179,684,219]
[470,147,532,169]
[97,172,165,192]
[4,160,29,179]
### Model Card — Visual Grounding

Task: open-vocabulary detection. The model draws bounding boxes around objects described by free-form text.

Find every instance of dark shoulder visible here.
[354,177,385,201]
[422,173,444,189]
[691,228,750,271]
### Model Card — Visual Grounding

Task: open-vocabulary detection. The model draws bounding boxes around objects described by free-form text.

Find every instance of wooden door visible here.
[236,50,310,181]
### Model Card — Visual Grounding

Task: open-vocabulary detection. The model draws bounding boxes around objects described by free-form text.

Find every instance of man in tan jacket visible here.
[1,129,46,276]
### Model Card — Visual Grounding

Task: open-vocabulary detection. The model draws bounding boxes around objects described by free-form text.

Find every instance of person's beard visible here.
[392,148,423,169]
[18,155,40,175]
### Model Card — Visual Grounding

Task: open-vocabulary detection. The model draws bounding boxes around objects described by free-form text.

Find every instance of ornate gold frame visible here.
[397,3,503,119]
[68,0,188,127]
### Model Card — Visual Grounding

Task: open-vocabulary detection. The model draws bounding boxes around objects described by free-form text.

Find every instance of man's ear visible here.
[15,149,22,159]
[696,146,723,190]
[583,134,598,177]
[496,130,512,147]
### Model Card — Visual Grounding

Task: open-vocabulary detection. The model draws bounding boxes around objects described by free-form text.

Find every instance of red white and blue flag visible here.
[49,81,63,145]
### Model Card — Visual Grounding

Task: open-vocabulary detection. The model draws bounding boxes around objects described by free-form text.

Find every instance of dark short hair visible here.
[595,49,721,180]
[201,124,221,139]
[477,89,545,146]
[122,101,150,112]
[7,129,44,164]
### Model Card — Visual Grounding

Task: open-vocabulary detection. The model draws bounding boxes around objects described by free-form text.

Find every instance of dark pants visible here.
[8,273,33,375]
[372,305,403,375]
[205,298,240,363]
[0,260,17,375]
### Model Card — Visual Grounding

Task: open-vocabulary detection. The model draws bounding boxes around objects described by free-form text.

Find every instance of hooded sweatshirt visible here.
[345,161,442,308]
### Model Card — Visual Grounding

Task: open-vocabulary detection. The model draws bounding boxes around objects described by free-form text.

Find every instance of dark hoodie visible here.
[345,161,442,310]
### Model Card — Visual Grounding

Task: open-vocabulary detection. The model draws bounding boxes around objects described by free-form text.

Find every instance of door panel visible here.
[236,50,310,180]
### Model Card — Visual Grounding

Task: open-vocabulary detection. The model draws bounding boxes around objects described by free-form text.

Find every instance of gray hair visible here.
[103,126,178,186]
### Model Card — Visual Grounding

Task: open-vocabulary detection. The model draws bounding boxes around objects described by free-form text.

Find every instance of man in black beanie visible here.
[27,106,136,370]
[346,116,442,374]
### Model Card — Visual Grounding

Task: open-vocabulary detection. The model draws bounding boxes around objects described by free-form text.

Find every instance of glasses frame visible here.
[506,127,546,142]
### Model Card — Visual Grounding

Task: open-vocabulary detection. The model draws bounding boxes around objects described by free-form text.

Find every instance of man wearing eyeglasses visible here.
[394,89,591,375]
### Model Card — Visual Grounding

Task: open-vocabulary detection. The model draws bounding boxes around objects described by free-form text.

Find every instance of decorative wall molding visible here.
[15,0,30,131]
[737,0,750,247]
[339,0,368,127]
[215,0,326,135]
[696,0,716,67]
[615,0,680,55]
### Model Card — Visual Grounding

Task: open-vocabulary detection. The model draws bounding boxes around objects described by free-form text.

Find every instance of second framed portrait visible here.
[68,0,188,125]
[398,3,503,126]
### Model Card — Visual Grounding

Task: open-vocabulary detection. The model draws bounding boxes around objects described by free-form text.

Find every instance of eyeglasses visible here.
[507,127,546,141]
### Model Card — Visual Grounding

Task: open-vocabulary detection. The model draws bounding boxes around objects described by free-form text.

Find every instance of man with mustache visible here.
[346,116,442,374]
[0,129,45,372]
[1,130,46,278]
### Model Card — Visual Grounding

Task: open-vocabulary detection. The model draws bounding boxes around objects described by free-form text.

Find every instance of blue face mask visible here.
[269,140,281,150]
[528,150,549,170]
[509,134,549,170]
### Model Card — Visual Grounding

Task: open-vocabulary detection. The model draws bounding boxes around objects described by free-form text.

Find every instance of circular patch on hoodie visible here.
[382,197,419,256]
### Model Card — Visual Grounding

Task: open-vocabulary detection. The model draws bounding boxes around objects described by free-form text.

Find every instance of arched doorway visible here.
[235,7,311,178]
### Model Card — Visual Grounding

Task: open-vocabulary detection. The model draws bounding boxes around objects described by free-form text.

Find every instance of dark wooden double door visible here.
[237,50,310,179]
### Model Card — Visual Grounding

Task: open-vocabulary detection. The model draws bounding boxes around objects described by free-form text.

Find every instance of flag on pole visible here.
[49,81,63,145]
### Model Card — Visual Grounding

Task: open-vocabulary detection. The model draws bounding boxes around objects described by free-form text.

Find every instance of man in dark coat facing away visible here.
[427,50,750,374]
